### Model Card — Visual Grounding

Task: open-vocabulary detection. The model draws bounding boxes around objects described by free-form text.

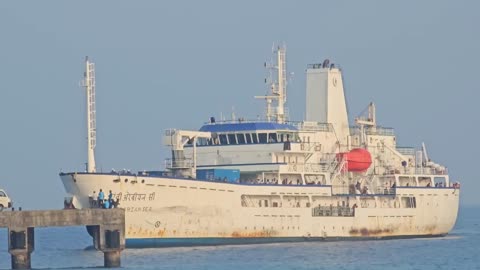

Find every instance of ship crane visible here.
[422,142,431,165]
[422,142,445,172]
[163,129,211,178]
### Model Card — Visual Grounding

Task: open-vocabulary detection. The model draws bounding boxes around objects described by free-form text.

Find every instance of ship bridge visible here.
[197,121,299,146]
[195,120,334,147]
[181,120,338,178]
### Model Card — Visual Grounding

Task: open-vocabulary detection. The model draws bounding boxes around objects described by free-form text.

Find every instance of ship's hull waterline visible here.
[61,172,459,247]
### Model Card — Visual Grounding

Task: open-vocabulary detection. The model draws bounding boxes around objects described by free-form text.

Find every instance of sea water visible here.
[0,206,478,270]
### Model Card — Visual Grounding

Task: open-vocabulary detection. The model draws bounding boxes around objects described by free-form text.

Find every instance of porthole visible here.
[124,179,128,183]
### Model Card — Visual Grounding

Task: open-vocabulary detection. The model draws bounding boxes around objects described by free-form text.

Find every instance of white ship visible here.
[60,47,460,247]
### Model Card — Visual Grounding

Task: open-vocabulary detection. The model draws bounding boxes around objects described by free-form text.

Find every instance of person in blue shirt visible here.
[103,199,110,209]
[108,190,114,208]
[98,189,105,208]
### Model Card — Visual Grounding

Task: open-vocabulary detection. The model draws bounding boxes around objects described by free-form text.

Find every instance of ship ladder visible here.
[331,158,346,183]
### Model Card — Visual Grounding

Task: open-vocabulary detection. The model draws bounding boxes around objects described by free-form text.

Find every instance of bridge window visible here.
[197,138,207,146]
[251,133,259,143]
[258,133,268,143]
[268,133,278,143]
[278,133,292,142]
[219,134,228,145]
[237,134,246,144]
[227,134,237,145]
[292,133,300,142]
[245,133,252,144]
[211,133,219,145]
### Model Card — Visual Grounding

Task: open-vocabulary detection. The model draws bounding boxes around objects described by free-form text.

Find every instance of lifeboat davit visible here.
[336,148,372,172]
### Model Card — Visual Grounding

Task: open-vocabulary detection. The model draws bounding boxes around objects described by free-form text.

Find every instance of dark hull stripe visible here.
[125,234,447,248]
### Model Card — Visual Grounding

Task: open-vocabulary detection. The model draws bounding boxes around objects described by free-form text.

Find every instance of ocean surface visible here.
[0,206,478,270]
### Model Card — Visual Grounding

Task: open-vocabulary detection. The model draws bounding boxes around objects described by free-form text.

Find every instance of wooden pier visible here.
[0,208,125,269]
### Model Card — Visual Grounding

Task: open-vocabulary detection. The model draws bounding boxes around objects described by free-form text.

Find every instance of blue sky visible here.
[0,1,478,208]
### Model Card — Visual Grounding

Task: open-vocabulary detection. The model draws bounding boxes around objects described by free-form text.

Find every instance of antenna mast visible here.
[355,102,376,147]
[83,56,96,173]
[255,44,288,123]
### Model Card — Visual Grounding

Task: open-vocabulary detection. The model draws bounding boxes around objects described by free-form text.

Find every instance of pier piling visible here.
[104,251,121,268]
[0,209,125,269]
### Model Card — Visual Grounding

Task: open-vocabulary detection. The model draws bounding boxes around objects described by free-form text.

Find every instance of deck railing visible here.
[331,185,396,196]
[350,126,395,136]
[396,147,416,156]
[164,158,193,169]
[386,167,448,175]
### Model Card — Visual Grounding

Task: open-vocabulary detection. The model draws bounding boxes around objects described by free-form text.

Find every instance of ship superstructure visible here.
[60,46,460,247]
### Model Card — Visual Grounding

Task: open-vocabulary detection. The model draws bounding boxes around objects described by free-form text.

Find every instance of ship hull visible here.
[61,172,460,248]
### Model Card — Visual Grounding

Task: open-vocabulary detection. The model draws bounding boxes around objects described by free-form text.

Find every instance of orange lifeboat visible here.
[336,148,372,172]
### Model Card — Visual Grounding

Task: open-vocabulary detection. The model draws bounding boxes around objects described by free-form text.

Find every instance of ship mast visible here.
[255,44,288,123]
[355,102,376,147]
[83,56,97,173]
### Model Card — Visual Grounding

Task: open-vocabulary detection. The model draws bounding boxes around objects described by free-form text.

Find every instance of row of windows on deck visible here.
[192,132,301,146]
[242,195,418,209]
